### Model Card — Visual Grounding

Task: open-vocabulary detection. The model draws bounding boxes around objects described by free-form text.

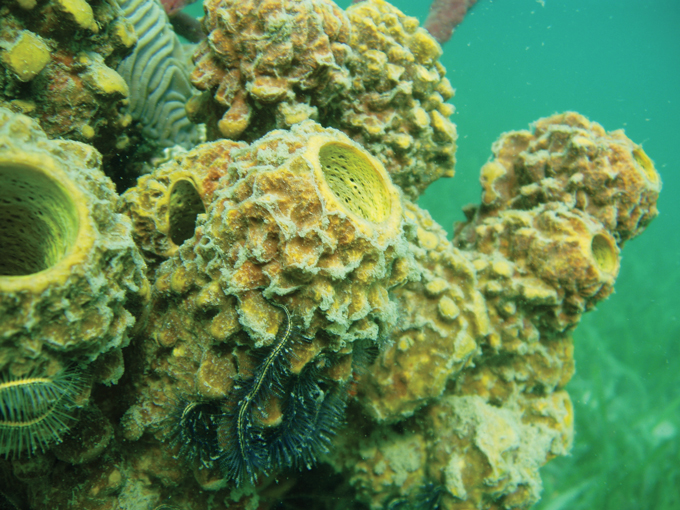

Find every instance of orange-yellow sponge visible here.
[332,391,573,509]
[329,113,659,510]
[135,120,409,393]
[0,1,137,158]
[118,139,246,267]
[357,201,488,422]
[0,108,148,385]
[188,0,457,199]
[151,120,408,349]
[114,121,412,497]
[189,0,352,140]
[457,112,661,333]
[332,0,458,199]
[467,111,661,245]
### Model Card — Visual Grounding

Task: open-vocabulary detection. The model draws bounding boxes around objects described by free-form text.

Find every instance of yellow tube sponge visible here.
[456,113,661,336]
[118,122,411,481]
[53,0,99,32]
[356,201,489,422]
[190,0,352,140]
[335,0,458,199]
[333,391,573,509]
[328,113,658,510]
[145,118,408,363]
[192,121,407,340]
[0,108,149,384]
[464,205,621,334]
[119,139,246,267]
[467,111,661,245]
[0,0,138,160]
[188,0,456,199]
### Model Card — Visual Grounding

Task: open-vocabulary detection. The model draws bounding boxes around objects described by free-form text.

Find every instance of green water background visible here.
[186,0,680,506]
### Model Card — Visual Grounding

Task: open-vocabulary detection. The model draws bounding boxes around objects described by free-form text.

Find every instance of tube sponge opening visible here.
[591,233,617,274]
[0,164,78,276]
[632,146,660,186]
[169,179,206,246]
[318,142,392,224]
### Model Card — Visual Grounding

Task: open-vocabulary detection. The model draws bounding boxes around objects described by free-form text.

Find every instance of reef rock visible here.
[0,0,137,160]
[0,0,663,506]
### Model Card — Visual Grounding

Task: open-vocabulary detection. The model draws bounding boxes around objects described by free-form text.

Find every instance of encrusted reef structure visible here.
[189,0,456,199]
[0,1,663,510]
[329,111,660,509]
[188,0,352,142]
[0,0,137,159]
[0,0,203,189]
[118,137,246,272]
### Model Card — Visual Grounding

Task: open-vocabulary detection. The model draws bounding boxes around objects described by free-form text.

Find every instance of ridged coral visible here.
[116,0,202,149]
[0,107,148,409]
[189,0,352,141]
[0,0,137,157]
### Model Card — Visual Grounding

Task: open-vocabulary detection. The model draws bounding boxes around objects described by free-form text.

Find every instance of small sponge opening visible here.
[591,233,617,274]
[169,179,206,246]
[318,142,391,223]
[0,164,78,277]
[632,146,660,185]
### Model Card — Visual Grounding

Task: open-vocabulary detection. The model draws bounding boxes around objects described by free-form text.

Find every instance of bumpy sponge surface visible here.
[0,108,149,380]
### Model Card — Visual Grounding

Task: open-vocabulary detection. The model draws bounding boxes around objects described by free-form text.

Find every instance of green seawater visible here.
[186,1,680,507]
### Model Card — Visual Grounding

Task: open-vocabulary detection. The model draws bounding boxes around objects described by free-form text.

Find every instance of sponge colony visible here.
[328,0,457,199]
[119,139,246,268]
[472,111,662,245]
[0,108,149,380]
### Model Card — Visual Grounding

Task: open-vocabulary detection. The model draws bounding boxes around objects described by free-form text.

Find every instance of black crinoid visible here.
[216,298,354,486]
[165,297,380,486]
[166,398,224,468]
